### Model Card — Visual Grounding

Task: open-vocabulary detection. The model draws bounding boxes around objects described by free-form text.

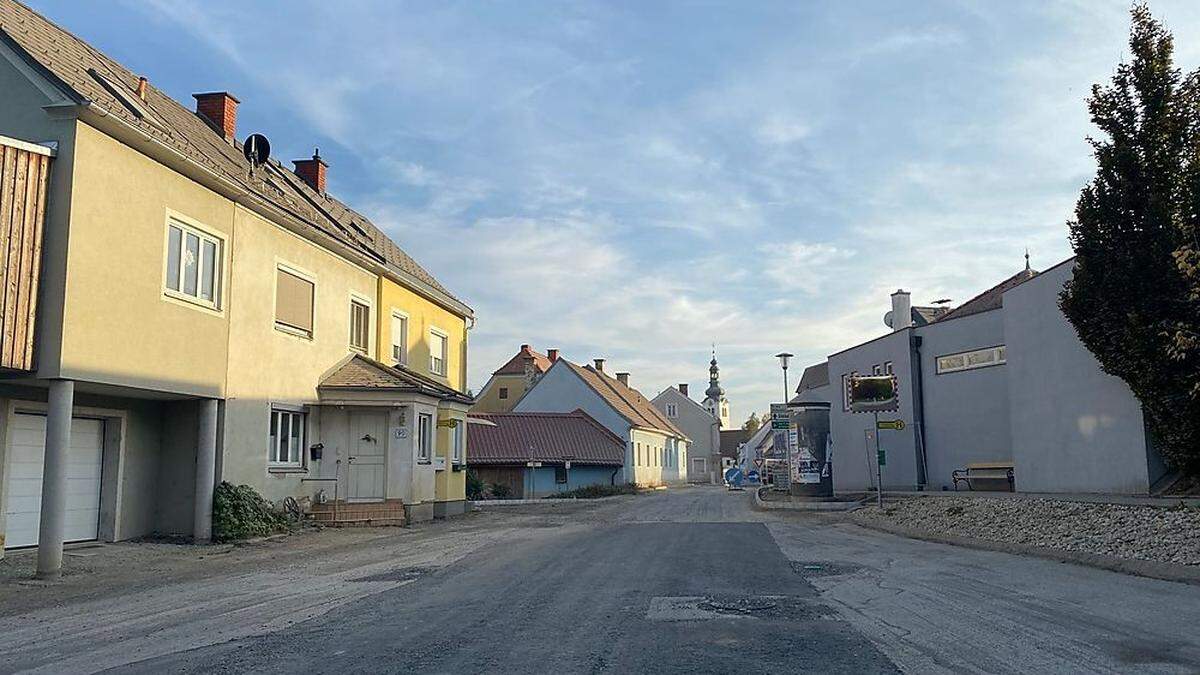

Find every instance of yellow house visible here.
[0,0,473,576]
[472,344,555,413]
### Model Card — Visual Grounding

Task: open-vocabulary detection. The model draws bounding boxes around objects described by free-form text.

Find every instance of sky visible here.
[28,0,1200,424]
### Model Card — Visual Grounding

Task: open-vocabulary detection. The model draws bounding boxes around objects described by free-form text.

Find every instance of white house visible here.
[652,384,719,483]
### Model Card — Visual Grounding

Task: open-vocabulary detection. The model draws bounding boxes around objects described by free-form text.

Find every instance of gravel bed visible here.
[853,496,1200,566]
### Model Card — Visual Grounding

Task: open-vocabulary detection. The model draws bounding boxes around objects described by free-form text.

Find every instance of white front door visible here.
[346,411,386,502]
[3,414,104,548]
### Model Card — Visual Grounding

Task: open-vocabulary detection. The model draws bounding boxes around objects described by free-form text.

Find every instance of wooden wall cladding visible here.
[0,142,51,372]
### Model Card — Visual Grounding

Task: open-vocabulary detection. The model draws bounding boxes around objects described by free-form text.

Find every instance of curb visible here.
[752,486,866,512]
[469,499,579,507]
[853,518,1200,587]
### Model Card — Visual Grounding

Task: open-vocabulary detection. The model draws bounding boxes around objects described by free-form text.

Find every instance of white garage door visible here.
[3,414,104,549]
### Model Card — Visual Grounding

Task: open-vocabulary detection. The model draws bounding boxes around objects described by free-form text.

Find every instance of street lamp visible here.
[775,352,794,493]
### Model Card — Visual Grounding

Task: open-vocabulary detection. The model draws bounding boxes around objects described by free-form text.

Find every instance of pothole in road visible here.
[790,561,864,578]
[647,595,835,621]
[349,566,437,583]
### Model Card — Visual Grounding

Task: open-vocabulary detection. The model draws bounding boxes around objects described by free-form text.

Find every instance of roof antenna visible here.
[1025,247,1031,271]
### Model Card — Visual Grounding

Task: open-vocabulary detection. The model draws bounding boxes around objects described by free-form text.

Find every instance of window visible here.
[872,364,882,376]
[499,387,509,400]
[636,442,642,466]
[884,361,894,375]
[275,266,314,337]
[842,373,851,412]
[555,466,568,484]
[666,403,678,418]
[390,312,408,365]
[452,420,464,464]
[269,408,305,468]
[430,328,448,376]
[349,299,370,353]
[936,346,1007,374]
[417,413,432,463]
[165,220,222,308]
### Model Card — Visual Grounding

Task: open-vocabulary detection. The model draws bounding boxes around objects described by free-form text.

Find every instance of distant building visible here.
[514,357,690,486]
[652,383,720,483]
[467,411,624,498]
[799,256,1163,495]
[701,350,731,429]
[473,344,555,413]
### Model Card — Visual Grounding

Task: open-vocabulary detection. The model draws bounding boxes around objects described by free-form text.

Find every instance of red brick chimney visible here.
[293,149,328,193]
[678,383,689,397]
[192,92,239,141]
[547,349,559,363]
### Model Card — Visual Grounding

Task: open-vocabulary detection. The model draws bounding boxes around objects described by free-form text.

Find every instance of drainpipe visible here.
[609,467,619,486]
[910,333,929,489]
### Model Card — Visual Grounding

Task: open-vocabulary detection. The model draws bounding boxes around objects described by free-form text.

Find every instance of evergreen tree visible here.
[741,413,761,432]
[1060,4,1200,474]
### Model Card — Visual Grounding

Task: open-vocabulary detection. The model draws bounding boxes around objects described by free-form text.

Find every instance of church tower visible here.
[702,349,731,428]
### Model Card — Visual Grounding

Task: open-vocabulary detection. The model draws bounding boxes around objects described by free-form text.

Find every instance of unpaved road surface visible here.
[2,487,1199,673]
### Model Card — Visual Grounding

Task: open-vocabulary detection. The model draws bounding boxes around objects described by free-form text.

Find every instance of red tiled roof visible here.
[467,411,625,466]
[492,344,552,376]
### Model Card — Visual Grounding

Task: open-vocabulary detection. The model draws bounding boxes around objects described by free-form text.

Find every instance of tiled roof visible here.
[319,354,472,404]
[0,0,466,313]
[467,411,625,466]
[795,362,829,393]
[912,306,951,326]
[719,429,752,458]
[562,361,689,440]
[934,268,1039,323]
[492,344,552,376]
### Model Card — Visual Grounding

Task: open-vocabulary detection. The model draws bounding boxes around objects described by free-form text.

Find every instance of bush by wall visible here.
[545,484,638,500]
[212,481,289,542]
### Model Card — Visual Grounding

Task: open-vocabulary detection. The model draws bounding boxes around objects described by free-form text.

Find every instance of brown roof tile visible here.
[562,361,688,440]
[935,268,1038,323]
[467,411,625,466]
[492,344,552,376]
[319,354,472,404]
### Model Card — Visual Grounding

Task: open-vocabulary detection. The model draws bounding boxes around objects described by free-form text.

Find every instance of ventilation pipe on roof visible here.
[616,372,630,386]
[192,91,239,142]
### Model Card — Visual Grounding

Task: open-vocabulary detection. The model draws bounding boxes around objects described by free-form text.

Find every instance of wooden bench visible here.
[952,462,1014,492]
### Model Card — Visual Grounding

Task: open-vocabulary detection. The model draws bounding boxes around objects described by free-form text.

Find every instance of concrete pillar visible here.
[36,379,74,579]
[193,398,218,544]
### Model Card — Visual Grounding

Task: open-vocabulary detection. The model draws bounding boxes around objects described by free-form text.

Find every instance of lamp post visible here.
[775,352,793,492]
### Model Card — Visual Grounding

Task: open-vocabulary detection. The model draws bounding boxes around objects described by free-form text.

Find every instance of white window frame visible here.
[884,361,894,375]
[936,345,1007,375]
[273,261,316,339]
[417,413,433,463]
[872,364,882,376]
[348,292,373,354]
[429,327,449,376]
[666,403,678,418]
[390,310,409,366]
[452,420,464,464]
[162,213,224,312]
[268,406,307,469]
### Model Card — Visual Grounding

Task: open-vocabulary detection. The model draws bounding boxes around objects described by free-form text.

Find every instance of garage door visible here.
[3,414,104,549]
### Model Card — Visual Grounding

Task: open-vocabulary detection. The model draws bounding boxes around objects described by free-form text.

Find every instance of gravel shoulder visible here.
[852,495,1200,570]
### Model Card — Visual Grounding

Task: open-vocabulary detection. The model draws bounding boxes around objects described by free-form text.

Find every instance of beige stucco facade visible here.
[472,373,530,413]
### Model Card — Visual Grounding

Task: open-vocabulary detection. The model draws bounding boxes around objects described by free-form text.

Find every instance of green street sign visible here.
[876,419,905,431]
[877,449,886,466]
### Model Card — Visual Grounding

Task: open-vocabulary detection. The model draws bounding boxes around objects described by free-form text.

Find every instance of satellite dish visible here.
[883,310,894,328]
[243,133,271,166]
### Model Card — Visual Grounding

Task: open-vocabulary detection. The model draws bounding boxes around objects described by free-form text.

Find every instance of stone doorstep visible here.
[319,517,406,528]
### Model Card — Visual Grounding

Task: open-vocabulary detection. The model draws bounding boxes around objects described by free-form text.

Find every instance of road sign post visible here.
[873,412,883,507]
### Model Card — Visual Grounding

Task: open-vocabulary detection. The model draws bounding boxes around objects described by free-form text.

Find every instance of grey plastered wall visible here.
[827,330,918,491]
[915,309,1012,490]
[652,388,717,482]
[154,399,198,536]
[1003,262,1158,494]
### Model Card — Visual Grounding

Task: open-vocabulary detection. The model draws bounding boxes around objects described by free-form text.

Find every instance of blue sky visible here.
[29,0,1200,423]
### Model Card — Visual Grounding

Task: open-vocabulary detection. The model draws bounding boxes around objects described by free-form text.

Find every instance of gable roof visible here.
[652,385,712,417]
[467,411,625,466]
[912,306,951,326]
[491,344,552,376]
[319,354,472,404]
[934,268,1038,323]
[795,362,829,394]
[719,429,752,458]
[559,360,689,440]
[0,0,468,316]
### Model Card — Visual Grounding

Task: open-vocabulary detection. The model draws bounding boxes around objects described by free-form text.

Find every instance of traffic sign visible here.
[876,419,905,431]
[770,403,790,430]
[746,470,760,483]
[753,458,764,469]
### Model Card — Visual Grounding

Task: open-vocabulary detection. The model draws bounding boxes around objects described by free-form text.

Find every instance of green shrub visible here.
[545,483,638,500]
[212,481,289,542]
[489,483,512,499]
[466,469,484,501]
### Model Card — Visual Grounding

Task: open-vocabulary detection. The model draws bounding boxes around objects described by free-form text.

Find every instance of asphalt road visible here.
[4,486,1200,674]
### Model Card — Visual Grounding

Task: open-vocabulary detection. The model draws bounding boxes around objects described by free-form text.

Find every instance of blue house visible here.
[467,411,625,498]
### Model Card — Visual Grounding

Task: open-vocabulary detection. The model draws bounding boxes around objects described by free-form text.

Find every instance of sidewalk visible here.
[877,489,1200,508]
